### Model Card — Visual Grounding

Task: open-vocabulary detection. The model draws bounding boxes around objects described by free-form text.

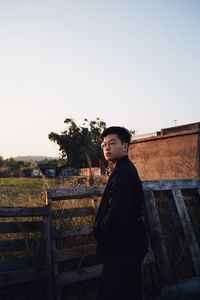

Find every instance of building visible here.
[129,122,200,180]
[79,167,101,177]
[31,169,42,177]
[38,163,57,177]
[59,167,79,177]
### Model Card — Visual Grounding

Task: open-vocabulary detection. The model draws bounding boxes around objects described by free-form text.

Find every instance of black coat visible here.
[93,155,148,263]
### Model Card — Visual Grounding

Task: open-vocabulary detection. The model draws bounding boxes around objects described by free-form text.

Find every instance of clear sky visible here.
[1,0,200,159]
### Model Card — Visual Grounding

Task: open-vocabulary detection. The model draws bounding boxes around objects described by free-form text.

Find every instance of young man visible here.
[94,126,149,300]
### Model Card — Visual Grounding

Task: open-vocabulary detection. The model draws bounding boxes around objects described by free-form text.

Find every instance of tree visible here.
[0,156,4,168]
[48,118,106,168]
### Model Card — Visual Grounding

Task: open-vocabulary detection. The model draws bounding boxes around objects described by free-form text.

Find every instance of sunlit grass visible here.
[0,176,102,260]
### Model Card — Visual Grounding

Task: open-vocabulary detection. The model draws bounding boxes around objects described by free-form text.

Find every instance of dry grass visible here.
[1,177,199,299]
[0,176,103,299]
[0,176,102,260]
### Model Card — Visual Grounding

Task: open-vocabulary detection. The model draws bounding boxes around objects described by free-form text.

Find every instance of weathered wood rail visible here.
[0,179,200,300]
[47,179,200,300]
[0,205,53,300]
[143,180,200,299]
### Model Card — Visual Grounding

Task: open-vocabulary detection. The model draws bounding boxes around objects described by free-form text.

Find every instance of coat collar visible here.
[107,155,129,179]
[106,155,129,178]
[115,155,129,167]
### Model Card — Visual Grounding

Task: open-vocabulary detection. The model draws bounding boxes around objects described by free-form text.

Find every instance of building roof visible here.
[131,121,200,143]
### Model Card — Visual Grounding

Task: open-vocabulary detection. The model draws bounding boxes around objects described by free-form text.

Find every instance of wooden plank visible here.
[0,221,44,234]
[43,198,54,300]
[144,190,172,283]
[172,189,200,275]
[50,186,62,300]
[56,264,103,287]
[0,256,37,272]
[143,179,200,191]
[0,266,50,287]
[54,243,96,262]
[47,179,200,200]
[52,243,61,300]
[48,186,104,200]
[0,206,50,217]
[52,207,95,219]
[47,194,61,300]
[52,224,94,239]
[161,276,200,299]
[54,243,155,264]
[52,242,61,300]
[52,239,62,300]
[0,238,44,252]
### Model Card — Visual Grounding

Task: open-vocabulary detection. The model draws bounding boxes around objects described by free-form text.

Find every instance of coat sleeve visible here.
[99,172,135,238]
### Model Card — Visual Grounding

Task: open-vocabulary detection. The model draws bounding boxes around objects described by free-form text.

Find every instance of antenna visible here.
[172,119,178,126]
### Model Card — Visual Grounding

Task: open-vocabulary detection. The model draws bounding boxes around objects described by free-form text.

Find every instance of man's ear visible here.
[123,143,128,152]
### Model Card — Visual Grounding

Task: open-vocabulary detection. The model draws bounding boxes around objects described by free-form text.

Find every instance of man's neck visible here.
[110,154,128,168]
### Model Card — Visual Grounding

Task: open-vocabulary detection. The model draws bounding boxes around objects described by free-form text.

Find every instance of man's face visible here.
[101,133,128,162]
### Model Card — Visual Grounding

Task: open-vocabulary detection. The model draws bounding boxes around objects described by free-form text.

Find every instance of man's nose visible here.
[104,143,110,150]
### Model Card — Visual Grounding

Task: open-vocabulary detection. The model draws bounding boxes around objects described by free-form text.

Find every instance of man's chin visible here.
[105,157,116,163]
[105,156,112,161]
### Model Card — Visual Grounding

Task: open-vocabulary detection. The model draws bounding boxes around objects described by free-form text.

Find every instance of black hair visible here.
[101,126,131,144]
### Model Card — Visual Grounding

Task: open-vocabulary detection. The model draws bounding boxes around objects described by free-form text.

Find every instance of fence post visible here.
[44,191,54,300]
[144,190,172,285]
[172,189,200,275]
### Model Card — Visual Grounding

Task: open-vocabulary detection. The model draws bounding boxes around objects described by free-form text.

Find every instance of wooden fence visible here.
[0,205,53,300]
[0,179,200,300]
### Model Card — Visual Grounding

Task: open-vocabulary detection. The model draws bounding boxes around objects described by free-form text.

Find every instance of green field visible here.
[0,177,87,206]
[0,176,98,243]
